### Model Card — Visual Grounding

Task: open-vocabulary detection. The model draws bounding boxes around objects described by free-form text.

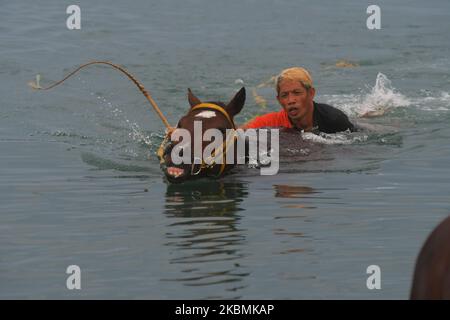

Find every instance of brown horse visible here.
[410,215,450,299]
[159,87,246,183]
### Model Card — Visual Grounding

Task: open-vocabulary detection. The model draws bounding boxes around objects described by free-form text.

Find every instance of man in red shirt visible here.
[240,67,355,133]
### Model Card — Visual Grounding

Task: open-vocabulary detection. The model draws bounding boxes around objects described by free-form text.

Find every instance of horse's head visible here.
[159,87,246,183]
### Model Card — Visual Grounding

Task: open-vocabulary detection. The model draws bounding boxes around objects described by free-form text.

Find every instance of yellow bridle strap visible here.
[156,134,170,164]
[218,133,238,176]
[203,130,238,176]
[190,103,235,129]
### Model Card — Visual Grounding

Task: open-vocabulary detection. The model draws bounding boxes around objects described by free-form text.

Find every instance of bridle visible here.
[158,102,238,178]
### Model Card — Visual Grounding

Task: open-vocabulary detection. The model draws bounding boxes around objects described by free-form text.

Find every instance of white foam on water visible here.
[324,73,411,118]
[324,73,450,117]
[410,92,450,111]
[302,131,366,145]
[358,73,411,116]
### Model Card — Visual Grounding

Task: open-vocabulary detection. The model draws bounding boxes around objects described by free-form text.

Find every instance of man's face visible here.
[277,80,315,121]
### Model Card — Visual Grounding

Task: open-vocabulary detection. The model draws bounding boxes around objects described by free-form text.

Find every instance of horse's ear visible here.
[226,87,246,117]
[188,88,202,108]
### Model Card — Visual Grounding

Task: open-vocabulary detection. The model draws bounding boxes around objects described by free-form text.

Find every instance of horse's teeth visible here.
[168,167,183,178]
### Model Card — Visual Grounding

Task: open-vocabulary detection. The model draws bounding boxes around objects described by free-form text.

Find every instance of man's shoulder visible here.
[314,102,347,118]
[313,101,355,133]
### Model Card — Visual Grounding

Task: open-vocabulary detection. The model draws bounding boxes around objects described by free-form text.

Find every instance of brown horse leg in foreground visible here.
[410,216,450,299]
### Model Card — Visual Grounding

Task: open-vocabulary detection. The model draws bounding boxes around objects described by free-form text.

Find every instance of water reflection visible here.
[273,184,319,209]
[271,184,317,257]
[162,179,249,297]
[274,184,317,198]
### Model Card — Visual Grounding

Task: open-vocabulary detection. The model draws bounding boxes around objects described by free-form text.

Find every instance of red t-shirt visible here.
[243,109,293,129]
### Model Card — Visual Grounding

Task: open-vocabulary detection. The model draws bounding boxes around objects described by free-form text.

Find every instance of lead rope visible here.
[28,61,174,131]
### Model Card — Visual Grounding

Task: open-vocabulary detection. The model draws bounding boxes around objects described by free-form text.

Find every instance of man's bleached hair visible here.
[276,67,313,94]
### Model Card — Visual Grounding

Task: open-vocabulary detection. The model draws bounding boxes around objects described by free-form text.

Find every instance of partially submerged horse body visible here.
[410,216,450,299]
[159,87,246,183]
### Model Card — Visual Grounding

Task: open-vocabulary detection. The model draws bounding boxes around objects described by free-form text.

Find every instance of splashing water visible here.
[357,73,411,117]
[412,92,450,111]
[302,131,361,145]
[89,91,161,149]
[128,120,165,150]
[326,73,411,118]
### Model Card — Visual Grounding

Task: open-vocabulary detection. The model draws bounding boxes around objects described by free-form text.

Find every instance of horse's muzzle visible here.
[159,141,190,183]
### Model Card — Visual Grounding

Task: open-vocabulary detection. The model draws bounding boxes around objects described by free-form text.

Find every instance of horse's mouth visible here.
[159,141,188,182]
[163,162,190,183]
[166,166,185,179]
